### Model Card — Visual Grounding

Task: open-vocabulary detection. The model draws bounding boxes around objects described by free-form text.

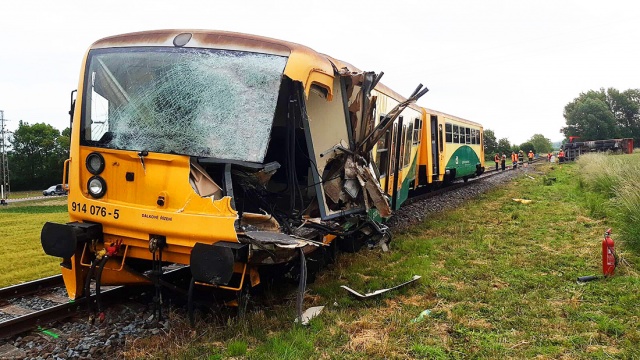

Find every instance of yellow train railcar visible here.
[426,108,485,182]
[40,30,429,317]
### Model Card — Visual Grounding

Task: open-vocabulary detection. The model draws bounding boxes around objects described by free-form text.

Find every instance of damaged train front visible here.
[40,32,393,306]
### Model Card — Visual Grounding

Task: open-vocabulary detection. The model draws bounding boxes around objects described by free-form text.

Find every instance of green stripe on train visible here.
[368,153,419,222]
[445,145,481,178]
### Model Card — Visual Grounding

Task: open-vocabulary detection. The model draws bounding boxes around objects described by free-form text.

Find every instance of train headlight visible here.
[87,176,107,198]
[86,152,105,175]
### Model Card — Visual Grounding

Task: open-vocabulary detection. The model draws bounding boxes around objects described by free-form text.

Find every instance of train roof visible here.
[90,30,473,124]
[91,30,422,108]
[423,107,483,128]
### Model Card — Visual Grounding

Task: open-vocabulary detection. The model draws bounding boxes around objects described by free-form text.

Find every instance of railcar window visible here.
[390,124,397,174]
[376,117,389,177]
[476,130,481,144]
[81,47,287,162]
[404,123,413,167]
[453,125,459,143]
[445,123,453,143]
[471,129,477,145]
[413,118,421,145]
[465,127,471,144]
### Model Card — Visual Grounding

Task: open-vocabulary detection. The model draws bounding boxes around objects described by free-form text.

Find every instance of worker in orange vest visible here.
[494,153,500,171]
[511,151,518,169]
[558,149,565,163]
[528,150,534,162]
[501,153,506,171]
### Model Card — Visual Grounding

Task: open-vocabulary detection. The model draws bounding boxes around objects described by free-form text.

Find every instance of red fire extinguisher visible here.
[602,228,618,277]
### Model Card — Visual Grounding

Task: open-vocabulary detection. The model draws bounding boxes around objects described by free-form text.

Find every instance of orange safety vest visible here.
[494,154,500,163]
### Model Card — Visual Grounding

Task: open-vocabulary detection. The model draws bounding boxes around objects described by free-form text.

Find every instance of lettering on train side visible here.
[141,214,173,221]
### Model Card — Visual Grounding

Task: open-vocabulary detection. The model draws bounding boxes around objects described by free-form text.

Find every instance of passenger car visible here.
[43,184,67,196]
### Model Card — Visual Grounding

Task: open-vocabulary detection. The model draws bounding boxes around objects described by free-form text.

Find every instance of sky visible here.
[1,0,638,145]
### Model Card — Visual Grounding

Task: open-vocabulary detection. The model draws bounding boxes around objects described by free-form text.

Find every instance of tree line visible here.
[6,121,70,192]
[483,130,553,158]
[562,87,640,143]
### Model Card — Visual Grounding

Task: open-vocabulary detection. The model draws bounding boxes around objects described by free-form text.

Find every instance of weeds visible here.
[578,152,640,250]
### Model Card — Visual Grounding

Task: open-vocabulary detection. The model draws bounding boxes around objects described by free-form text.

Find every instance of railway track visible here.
[0,275,125,339]
[0,264,192,341]
[404,161,533,206]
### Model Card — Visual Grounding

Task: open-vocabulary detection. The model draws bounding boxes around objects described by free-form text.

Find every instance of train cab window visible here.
[471,129,477,145]
[476,130,481,144]
[452,125,459,143]
[465,127,471,144]
[413,118,421,145]
[446,123,453,143]
[404,123,413,167]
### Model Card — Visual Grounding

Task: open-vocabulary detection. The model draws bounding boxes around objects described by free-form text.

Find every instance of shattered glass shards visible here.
[86,49,288,163]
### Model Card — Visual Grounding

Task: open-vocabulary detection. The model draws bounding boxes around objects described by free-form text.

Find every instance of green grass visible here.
[0,197,67,287]
[119,162,639,359]
[576,152,640,251]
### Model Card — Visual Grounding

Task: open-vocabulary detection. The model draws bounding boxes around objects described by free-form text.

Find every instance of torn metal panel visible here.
[189,160,222,198]
[347,158,392,217]
[239,212,280,232]
[339,69,381,149]
[244,231,324,249]
[341,275,421,299]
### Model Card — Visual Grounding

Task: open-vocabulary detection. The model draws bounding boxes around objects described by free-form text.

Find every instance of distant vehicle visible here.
[43,184,67,196]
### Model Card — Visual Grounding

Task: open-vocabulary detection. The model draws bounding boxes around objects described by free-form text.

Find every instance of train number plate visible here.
[70,202,120,219]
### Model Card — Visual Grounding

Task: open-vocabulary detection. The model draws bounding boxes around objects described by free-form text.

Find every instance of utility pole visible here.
[0,110,9,205]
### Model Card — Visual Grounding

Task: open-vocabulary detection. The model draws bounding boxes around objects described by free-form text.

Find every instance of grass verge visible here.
[0,198,67,287]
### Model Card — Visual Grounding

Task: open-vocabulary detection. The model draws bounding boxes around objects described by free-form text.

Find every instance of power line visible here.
[0,110,10,204]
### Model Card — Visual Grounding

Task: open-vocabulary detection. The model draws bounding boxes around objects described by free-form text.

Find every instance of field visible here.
[0,197,67,287]
[1,160,639,358]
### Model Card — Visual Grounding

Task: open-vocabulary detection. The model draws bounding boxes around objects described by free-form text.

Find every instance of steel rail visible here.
[403,158,543,206]
[0,285,126,339]
[0,275,64,300]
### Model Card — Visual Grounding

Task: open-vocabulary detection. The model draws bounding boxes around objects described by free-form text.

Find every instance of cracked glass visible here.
[82,47,287,163]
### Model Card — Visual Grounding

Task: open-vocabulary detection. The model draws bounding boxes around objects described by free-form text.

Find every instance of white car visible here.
[43,185,68,196]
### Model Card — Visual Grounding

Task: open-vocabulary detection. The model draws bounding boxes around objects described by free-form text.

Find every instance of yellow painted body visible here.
[59,30,345,299]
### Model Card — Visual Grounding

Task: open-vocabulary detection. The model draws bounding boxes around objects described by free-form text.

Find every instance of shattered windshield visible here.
[82,47,287,163]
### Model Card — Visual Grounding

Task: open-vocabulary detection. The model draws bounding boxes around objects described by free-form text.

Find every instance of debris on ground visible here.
[340,275,421,299]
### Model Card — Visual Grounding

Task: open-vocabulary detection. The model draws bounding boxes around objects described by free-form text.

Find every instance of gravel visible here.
[387,167,533,231]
